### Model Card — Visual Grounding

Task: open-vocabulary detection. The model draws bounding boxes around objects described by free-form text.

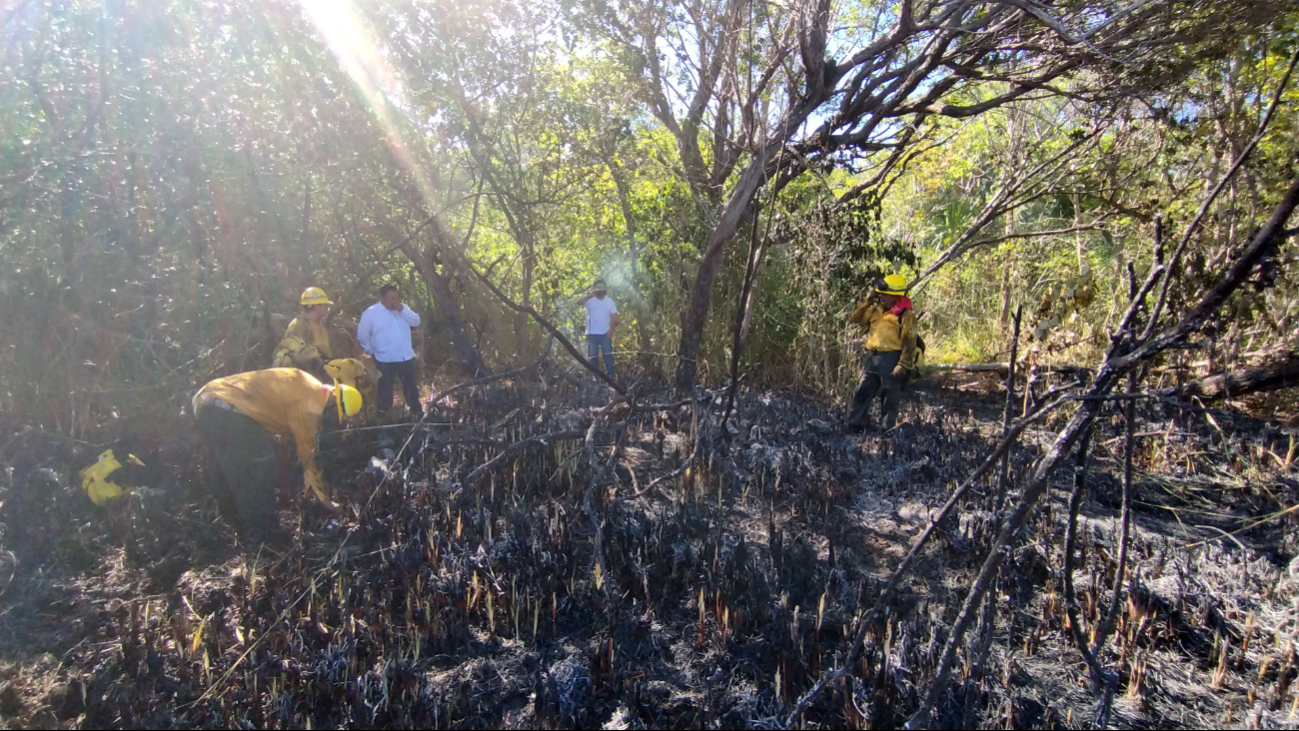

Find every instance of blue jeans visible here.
[586,334,614,376]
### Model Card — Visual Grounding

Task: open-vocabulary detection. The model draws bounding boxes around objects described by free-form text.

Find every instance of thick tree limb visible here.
[461,257,629,396]
[1158,352,1299,401]
[931,362,1093,377]
[459,430,587,488]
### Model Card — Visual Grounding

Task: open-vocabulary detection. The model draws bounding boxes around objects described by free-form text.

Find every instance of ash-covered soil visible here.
[1,371,1298,729]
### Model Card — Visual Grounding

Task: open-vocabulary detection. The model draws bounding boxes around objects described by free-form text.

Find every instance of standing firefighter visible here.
[273,287,336,375]
[192,368,362,544]
[275,286,382,402]
[846,274,918,432]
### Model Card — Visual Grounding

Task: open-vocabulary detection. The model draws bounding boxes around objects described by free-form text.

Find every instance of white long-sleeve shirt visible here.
[357,302,421,363]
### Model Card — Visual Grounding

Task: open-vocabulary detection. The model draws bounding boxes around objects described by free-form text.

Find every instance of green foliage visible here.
[1,0,1296,437]
[1031,265,1097,342]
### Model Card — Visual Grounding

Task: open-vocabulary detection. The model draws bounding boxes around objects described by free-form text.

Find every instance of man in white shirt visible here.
[576,278,618,377]
[357,285,424,419]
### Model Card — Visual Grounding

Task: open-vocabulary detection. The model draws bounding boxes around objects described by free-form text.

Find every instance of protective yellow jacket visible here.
[193,368,331,500]
[850,301,919,370]
[285,317,333,359]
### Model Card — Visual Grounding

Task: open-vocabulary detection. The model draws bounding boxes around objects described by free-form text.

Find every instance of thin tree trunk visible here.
[605,152,658,375]
[997,306,1022,506]
[673,95,827,394]
[398,238,488,377]
[517,239,535,361]
[998,266,1012,332]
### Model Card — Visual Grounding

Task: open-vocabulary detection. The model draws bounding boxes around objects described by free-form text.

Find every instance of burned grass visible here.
[1,373,1298,729]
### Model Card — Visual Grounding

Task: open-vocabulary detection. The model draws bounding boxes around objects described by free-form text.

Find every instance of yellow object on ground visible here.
[849,302,919,370]
[192,368,333,501]
[79,449,145,506]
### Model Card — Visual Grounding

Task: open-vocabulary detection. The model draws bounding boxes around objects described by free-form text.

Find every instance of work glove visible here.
[304,470,331,502]
[891,364,908,381]
[305,470,346,517]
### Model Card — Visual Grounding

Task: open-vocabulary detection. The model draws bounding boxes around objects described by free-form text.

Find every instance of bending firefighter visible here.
[192,368,362,543]
[846,274,919,432]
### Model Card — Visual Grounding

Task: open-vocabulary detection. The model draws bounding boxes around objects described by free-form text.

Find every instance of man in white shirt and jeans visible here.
[357,285,423,419]
[577,278,618,377]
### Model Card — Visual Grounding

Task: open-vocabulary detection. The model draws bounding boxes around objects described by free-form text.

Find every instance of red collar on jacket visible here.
[889,296,913,317]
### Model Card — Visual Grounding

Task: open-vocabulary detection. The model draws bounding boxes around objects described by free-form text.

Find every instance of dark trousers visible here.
[377,358,423,417]
[846,350,906,430]
[586,333,614,375]
[194,400,280,539]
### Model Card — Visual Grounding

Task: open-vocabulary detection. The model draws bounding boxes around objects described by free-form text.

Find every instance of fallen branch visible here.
[1157,351,1299,402]
[909,401,1104,728]
[623,396,718,500]
[426,341,553,407]
[460,258,628,396]
[631,396,695,414]
[930,362,1093,377]
[961,568,1000,729]
[458,429,587,488]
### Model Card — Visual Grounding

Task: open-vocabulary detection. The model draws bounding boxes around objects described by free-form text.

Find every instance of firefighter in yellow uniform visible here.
[192,368,362,543]
[846,274,918,432]
[274,287,381,403]
[273,287,335,374]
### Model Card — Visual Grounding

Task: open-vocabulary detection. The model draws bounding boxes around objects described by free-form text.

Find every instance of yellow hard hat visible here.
[301,287,334,306]
[875,274,909,296]
[332,381,363,420]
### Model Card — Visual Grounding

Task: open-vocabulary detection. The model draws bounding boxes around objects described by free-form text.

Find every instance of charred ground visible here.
[1,370,1297,729]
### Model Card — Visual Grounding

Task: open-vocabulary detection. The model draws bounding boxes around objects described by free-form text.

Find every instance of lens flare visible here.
[298,0,442,209]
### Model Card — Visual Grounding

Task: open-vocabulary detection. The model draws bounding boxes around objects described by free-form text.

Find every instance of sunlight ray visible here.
[298,0,442,211]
